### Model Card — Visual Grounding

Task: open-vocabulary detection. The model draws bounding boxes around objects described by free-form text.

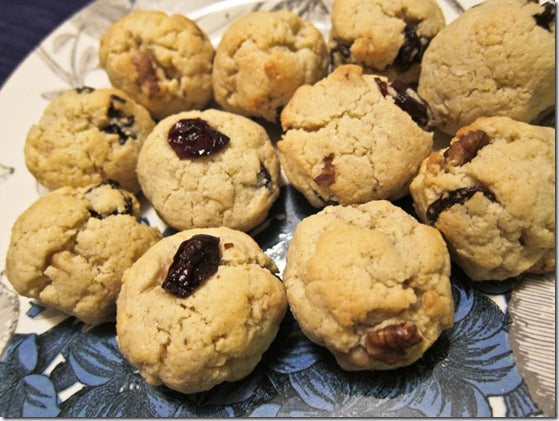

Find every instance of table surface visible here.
[0,1,92,88]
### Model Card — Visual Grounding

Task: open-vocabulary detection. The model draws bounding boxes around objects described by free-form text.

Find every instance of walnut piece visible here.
[444,130,489,167]
[364,321,422,365]
[313,154,336,187]
[132,50,160,98]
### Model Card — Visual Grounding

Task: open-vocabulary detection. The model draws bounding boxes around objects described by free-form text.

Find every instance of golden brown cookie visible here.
[283,200,454,370]
[410,116,555,281]
[116,227,287,393]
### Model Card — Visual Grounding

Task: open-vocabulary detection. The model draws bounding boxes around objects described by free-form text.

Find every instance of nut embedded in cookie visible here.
[99,10,215,120]
[410,116,555,281]
[212,10,328,122]
[283,200,454,371]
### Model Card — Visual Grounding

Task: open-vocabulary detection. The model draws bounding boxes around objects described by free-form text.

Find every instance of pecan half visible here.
[314,154,336,187]
[444,130,489,167]
[364,321,422,365]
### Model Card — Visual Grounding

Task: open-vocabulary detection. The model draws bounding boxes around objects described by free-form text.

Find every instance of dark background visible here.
[0,0,91,87]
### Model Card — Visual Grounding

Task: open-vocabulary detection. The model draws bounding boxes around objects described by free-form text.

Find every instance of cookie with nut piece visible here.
[5,180,162,325]
[277,64,433,207]
[99,10,214,120]
[330,0,445,84]
[116,227,287,394]
[24,87,155,193]
[212,10,328,122]
[283,200,454,370]
[418,0,556,135]
[137,109,280,232]
[410,116,555,281]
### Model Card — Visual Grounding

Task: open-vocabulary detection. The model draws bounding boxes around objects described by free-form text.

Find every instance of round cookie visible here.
[5,180,162,325]
[116,227,287,394]
[24,87,155,193]
[410,116,555,281]
[418,0,556,135]
[330,0,445,84]
[137,109,280,232]
[277,64,433,207]
[99,10,214,120]
[212,10,328,122]
[283,200,454,371]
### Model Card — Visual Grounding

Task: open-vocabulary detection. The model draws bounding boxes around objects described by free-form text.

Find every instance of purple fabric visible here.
[0,0,91,88]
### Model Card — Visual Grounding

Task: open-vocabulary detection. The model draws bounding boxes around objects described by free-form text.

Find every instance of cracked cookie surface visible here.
[24,88,155,193]
[137,109,280,232]
[212,10,328,122]
[99,10,214,120]
[418,0,556,135]
[330,0,445,84]
[277,64,433,207]
[410,116,555,281]
[116,227,287,394]
[5,181,162,325]
[283,200,454,371]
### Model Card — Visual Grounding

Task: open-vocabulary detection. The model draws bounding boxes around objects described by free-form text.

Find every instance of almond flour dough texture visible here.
[278,64,433,207]
[5,181,162,325]
[330,0,445,84]
[418,0,555,135]
[137,109,280,232]
[283,200,454,371]
[410,116,555,281]
[24,87,155,193]
[99,10,214,120]
[212,10,328,122]
[116,227,287,394]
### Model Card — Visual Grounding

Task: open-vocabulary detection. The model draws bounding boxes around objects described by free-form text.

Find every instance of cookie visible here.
[99,10,214,120]
[277,64,433,207]
[410,116,555,281]
[330,0,445,84]
[5,180,162,325]
[418,0,556,135]
[212,10,328,122]
[116,227,287,393]
[24,87,155,193]
[283,200,454,371]
[137,109,280,232]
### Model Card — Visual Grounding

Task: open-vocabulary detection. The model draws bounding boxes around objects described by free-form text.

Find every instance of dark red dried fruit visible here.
[394,22,432,72]
[101,95,137,145]
[257,164,272,189]
[426,185,497,225]
[168,118,230,159]
[162,234,221,298]
[333,38,352,59]
[374,77,432,129]
[533,2,555,31]
[364,321,422,365]
[444,130,490,167]
[75,86,95,94]
[313,155,336,187]
[85,179,134,219]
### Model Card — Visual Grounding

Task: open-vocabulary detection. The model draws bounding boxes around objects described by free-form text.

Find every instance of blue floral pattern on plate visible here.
[0,189,541,417]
